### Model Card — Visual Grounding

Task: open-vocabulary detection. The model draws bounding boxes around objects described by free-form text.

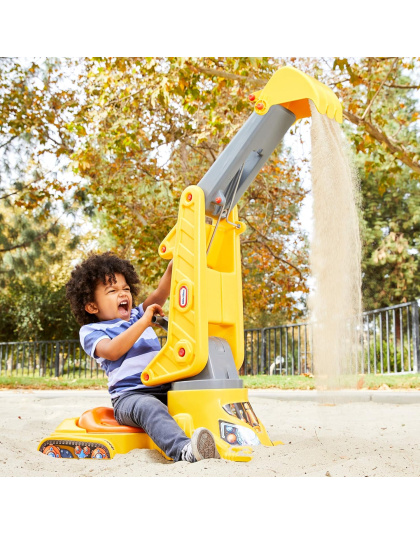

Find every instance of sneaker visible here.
[181,428,219,462]
[191,427,218,461]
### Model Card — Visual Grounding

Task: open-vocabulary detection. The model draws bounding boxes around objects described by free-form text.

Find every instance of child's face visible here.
[85,273,133,321]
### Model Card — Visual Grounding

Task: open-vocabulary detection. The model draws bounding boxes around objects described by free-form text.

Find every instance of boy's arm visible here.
[95,303,164,361]
[142,260,173,309]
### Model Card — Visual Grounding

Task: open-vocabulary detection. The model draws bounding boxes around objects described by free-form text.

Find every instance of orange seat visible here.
[77,407,144,434]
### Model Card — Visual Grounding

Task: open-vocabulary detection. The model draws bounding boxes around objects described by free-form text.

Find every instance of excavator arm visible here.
[142,66,342,387]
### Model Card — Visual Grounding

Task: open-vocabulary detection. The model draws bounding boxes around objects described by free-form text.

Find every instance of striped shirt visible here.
[80,304,161,398]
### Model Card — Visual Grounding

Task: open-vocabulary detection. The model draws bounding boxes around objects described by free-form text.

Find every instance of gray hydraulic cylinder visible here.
[197,104,296,218]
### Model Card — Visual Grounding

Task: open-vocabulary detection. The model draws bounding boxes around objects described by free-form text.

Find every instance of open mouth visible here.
[118,300,130,315]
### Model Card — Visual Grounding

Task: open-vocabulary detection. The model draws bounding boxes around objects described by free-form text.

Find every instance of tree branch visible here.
[243,237,304,280]
[240,214,304,280]
[343,109,420,174]
[0,226,55,253]
[361,58,398,120]
[384,83,420,90]
[0,135,18,150]
[260,241,304,280]
[186,64,266,88]
[0,210,64,254]
[0,175,43,201]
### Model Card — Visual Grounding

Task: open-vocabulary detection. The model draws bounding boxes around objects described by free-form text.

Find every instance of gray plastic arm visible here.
[197,105,296,218]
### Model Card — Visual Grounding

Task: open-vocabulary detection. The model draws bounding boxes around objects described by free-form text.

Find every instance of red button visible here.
[161,245,166,253]
[256,101,265,111]
[215,197,222,204]
[143,373,149,381]
[186,193,192,201]
[178,348,185,357]
[248,94,256,102]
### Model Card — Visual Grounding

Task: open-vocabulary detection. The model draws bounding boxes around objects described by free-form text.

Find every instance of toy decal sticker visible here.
[75,445,91,458]
[219,421,261,447]
[179,285,188,308]
[91,447,108,459]
[222,402,261,432]
[40,440,110,459]
[42,445,62,458]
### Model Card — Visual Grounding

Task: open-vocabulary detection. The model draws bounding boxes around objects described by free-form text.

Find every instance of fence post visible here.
[412,301,420,373]
[55,342,60,377]
[261,328,267,375]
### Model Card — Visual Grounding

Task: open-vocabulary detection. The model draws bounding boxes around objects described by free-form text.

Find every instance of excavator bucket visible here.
[249,65,343,123]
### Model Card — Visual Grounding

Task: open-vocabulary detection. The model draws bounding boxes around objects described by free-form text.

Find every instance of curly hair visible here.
[66,252,141,326]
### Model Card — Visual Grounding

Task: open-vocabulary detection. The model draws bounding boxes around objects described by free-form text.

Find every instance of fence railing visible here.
[0,337,168,379]
[240,301,420,376]
[0,302,418,378]
[241,323,313,376]
[359,301,420,374]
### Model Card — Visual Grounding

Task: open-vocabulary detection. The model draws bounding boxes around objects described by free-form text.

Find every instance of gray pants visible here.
[112,387,190,461]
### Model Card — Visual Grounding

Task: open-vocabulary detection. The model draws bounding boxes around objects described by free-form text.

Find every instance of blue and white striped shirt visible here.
[79,304,161,398]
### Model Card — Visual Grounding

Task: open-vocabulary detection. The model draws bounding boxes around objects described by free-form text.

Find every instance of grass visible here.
[0,376,108,390]
[1,373,420,390]
[244,374,420,390]
[356,373,420,390]
[244,375,315,390]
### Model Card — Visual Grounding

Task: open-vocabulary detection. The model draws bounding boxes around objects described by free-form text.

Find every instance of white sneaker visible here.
[191,427,218,461]
[181,428,219,462]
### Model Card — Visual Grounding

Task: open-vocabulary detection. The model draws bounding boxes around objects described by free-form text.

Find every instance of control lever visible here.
[151,315,169,331]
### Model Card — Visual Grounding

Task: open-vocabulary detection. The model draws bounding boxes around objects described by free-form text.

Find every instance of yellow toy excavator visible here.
[38,66,342,462]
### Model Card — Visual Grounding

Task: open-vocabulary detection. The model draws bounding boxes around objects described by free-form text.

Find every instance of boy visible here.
[66,251,218,462]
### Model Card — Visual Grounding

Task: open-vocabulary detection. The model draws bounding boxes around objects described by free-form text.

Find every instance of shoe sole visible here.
[191,428,218,460]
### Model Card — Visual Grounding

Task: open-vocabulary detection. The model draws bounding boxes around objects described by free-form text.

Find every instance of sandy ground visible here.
[0,389,419,477]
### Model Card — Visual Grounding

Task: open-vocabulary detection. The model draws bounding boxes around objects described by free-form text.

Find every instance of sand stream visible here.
[308,102,363,391]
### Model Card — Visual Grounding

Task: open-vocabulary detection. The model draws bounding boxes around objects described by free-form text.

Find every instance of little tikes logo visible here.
[179,285,188,308]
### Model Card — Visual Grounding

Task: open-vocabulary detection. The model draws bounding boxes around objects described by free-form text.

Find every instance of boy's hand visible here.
[143,303,165,327]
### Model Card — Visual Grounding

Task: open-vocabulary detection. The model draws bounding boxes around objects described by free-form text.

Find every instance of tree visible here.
[328,57,420,177]
[0,222,83,341]
[333,58,420,309]
[0,57,85,276]
[360,166,420,310]
[1,57,419,339]
[71,57,310,323]
[0,58,90,340]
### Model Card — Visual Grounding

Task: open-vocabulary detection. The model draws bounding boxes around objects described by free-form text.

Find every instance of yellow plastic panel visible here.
[208,206,246,370]
[142,186,209,386]
[169,387,282,462]
[206,268,222,325]
[206,208,246,369]
[158,224,176,260]
[251,65,342,123]
[38,416,170,459]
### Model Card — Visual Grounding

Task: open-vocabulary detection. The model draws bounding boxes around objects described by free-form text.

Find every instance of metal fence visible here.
[0,336,167,379]
[359,301,419,375]
[241,301,420,376]
[241,323,313,376]
[1,302,419,378]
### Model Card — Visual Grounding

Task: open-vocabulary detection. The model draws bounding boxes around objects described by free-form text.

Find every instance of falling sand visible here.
[308,101,363,391]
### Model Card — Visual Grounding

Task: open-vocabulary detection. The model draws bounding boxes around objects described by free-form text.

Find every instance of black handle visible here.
[151,315,169,331]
